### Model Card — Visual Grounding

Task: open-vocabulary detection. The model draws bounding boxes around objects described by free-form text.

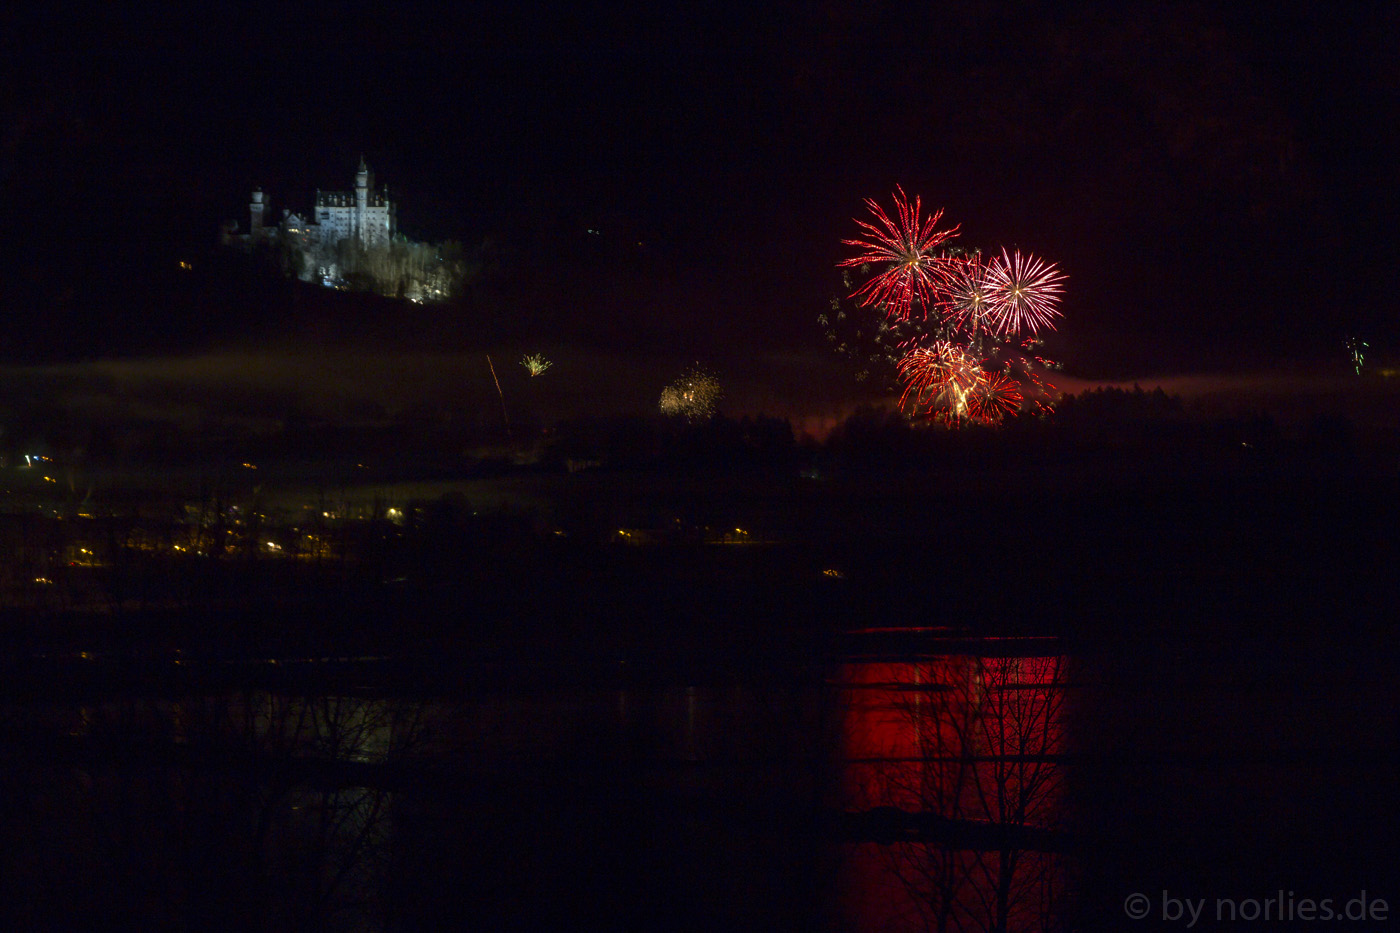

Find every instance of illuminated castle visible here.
[229,157,396,250]
[224,157,462,302]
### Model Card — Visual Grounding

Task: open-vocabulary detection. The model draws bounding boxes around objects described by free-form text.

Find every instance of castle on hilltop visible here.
[224,157,396,252]
[222,158,463,303]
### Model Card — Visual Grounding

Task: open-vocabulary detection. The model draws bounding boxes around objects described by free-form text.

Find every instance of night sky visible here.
[2,1,1396,380]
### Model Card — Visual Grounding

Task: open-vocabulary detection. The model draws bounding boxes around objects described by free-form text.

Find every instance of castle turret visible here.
[250,187,267,235]
[355,157,369,242]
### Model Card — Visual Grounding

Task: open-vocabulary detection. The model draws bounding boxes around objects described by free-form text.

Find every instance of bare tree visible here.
[850,653,1072,933]
[65,686,433,932]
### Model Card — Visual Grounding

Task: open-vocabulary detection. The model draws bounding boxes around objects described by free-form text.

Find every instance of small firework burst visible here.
[521,353,553,377]
[964,370,1024,424]
[838,186,960,321]
[659,367,722,421]
[984,249,1065,336]
[1346,336,1368,376]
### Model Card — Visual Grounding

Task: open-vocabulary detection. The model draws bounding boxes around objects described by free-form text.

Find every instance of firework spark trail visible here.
[1019,370,1057,414]
[975,337,1059,414]
[486,353,511,436]
[838,187,960,321]
[984,249,1065,336]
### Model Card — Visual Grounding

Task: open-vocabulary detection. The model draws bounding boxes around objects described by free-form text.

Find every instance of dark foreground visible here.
[1,470,1397,931]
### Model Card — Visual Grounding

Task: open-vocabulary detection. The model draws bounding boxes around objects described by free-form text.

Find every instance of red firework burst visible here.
[965,370,1024,424]
[984,249,1065,336]
[839,187,960,321]
[896,341,983,423]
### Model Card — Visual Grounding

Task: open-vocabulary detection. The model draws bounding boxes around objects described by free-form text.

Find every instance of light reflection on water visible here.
[2,646,1075,930]
[835,653,1073,933]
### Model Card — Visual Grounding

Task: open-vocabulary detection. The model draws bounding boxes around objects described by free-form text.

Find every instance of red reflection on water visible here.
[838,655,1070,933]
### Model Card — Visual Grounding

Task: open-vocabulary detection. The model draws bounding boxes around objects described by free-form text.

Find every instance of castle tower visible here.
[250,187,266,236]
[355,157,369,243]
